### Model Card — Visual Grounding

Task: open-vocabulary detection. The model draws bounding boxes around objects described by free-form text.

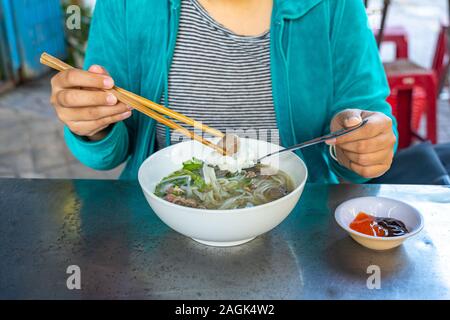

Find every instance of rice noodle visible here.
[205,139,257,173]
[155,159,294,210]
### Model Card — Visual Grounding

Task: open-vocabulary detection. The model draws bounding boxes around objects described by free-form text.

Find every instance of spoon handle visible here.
[258,119,368,162]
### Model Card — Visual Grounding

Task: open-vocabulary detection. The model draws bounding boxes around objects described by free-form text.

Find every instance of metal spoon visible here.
[257,119,368,163]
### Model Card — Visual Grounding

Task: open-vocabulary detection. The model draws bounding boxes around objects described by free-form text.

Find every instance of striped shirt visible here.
[156,0,279,149]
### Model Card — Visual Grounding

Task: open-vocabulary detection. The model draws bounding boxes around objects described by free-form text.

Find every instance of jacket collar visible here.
[273,0,324,20]
[170,0,324,19]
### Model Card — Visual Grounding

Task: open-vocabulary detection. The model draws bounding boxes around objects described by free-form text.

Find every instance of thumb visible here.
[331,109,363,131]
[88,64,110,76]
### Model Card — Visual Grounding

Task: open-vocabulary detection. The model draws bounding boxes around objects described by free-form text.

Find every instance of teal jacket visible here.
[65,0,397,183]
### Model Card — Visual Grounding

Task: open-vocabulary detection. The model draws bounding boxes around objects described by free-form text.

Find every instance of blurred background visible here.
[0,0,448,179]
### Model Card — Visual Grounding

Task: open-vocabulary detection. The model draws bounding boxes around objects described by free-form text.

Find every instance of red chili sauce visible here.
[349,212,409,237]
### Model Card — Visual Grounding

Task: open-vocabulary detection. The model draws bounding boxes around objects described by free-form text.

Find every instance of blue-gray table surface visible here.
[0,179,449,299]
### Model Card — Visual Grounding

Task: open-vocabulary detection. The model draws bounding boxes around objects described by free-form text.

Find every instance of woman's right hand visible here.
[50,65,133,141]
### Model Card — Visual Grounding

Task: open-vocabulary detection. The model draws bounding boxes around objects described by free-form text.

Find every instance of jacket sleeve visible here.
[64,0,131,171]
[327,0,399,183]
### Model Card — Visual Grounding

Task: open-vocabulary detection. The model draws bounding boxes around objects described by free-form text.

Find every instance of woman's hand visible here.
[327,109,396,179]
[50,65,133,141]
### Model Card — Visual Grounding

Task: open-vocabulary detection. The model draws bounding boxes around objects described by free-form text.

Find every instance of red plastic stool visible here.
[387,87,426,131]
[374,26,409,59]
[384,25,449,148]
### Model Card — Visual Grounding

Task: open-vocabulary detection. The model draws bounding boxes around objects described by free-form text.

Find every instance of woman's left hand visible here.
[327,109,397,179]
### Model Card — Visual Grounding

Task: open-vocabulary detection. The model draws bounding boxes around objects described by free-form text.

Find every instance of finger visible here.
[349,162,391,179]
[56,89,118,108]
[88,65,110,76]
[338,132,396,154]
[68,111,132,136]
[86,124,111,138]
[331,109,363,131]
[335,113,392,145]
[335,146,352,170]
[57,103,131,121]
[52,68,114,90]
[343,149,394,167]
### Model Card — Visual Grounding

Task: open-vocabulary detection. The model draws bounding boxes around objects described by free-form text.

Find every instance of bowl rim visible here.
[138,138,308,215]
[334,196,424,241]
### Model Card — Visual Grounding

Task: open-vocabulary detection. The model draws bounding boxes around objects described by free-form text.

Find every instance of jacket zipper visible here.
[164,2,181,147]
[271,2,321,157]
[271,16,302,161]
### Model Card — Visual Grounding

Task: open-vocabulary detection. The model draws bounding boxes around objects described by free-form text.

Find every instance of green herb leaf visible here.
[182,158,204,171]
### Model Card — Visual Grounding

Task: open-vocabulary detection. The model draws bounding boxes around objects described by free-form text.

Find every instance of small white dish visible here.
[335,196,424,250]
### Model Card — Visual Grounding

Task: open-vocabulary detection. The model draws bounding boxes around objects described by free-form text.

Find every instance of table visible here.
[1,179,449,299]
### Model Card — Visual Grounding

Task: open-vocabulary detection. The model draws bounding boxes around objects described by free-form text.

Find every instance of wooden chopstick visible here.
[40,53,227,155]
[115,87,224,138]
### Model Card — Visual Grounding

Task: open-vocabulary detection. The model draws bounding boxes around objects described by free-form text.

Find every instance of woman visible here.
[50,0,397,183]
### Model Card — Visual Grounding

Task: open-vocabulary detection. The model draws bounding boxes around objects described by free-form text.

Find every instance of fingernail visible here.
[127,105,133,111]
[103,77,114,88]
[106,94,117,105]
[121,111,132,119]
[345,116,362,126]
[325,138,336,145]
[90,65,102,73]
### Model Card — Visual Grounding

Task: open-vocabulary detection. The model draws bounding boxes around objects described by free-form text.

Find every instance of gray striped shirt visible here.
[156,0,279,149]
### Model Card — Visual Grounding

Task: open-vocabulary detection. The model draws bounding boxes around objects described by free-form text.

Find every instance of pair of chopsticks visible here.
[40,53,227,155]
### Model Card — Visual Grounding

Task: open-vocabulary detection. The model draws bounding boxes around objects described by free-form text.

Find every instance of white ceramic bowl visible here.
[335,196,424,250]
[138,138,308,247]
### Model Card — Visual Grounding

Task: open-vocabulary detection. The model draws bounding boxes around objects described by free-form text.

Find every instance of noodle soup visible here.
[154,158,294,210]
